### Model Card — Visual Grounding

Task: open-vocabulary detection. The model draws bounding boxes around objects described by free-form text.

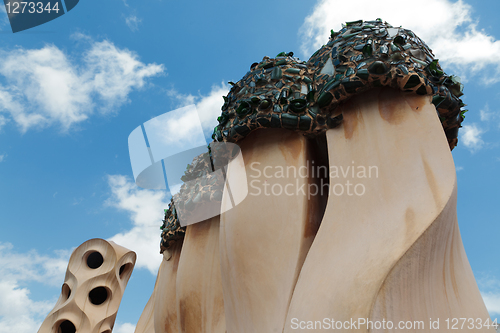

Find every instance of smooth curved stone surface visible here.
[154,241,183,333]
[38,239,136,333]
[220,128,325,333]
[175,216,226,333]
[283,88,493,332]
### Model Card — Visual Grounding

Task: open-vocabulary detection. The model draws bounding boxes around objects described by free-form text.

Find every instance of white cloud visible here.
[0,243,70,333]
[106,175,168,274]
[481,104,494,121]
[299,0,500,82]
[460,123,485,151]
[483,292,500,315]
[142,105,208,152]
[0,114,7,130]
[167,88,196,106]
[479,104,500,129]
[0,154,4,162]
[125,15,142,32]
[114,322,136,333]
[0,40,164,133]
[168,82,230,139]
[476,272,500,319]
[85,40,163,109]
[0,280,54,333]
[0,243,70,286]
[196,83,231,137]
[478,275,500,321]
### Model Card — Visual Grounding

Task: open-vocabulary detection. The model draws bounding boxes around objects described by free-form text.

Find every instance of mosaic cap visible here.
[160,151,213,253]
[160,197,185,252]
[212,19,466,150]
[161,19,469,252]
[160,145,228,253]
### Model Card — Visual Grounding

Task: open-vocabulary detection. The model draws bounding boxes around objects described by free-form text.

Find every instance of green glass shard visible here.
[346,20,363,26]
[428,59,443,77]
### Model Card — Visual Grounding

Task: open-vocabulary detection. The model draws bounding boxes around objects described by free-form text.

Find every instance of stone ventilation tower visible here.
[142,19,495,333]
[37,239,136,333]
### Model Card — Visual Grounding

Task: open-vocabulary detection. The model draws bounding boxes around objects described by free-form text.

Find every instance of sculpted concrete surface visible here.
[37,239,136,333]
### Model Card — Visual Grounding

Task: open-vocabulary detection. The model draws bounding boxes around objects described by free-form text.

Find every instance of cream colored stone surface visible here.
[37,238,136,333]
[176,216,226,333]
[220,128,324,333]
[138,217,225,333]
[153,241,182,333]
[138,87,492,333]
[282,88,494,332]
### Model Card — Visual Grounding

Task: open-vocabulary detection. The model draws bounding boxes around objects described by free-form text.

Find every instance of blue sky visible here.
[0,0,499,332]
